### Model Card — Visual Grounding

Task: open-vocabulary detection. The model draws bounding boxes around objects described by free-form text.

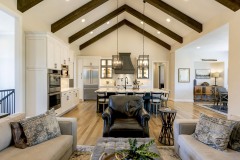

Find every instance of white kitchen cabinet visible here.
[69,50,74,63]
[61,45,69,66]
[69,62,74,79]
[47,36,61,70]
[56,88,79,116]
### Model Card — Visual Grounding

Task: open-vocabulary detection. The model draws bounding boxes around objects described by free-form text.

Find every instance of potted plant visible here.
[115,139,160,160]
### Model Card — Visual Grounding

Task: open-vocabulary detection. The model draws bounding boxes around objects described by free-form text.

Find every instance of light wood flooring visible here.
[63,101,226,146]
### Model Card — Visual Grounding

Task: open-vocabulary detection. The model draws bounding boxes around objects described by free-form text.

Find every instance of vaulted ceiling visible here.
[17,0,240,51]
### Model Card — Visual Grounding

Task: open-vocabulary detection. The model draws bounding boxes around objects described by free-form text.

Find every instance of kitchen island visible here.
[95,88,170,112]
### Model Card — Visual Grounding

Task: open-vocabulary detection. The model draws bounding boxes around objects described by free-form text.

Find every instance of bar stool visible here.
[97,92,108,113]
[133,91,146,107]
[150,91,162,116]
[161,91,170,107]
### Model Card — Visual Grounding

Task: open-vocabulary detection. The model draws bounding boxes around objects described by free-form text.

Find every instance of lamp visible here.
[138,1,149,69]
[212,72,220,86]
[112,0,122,69]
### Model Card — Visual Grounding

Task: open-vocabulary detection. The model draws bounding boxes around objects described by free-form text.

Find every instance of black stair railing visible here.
[0,89,15,114]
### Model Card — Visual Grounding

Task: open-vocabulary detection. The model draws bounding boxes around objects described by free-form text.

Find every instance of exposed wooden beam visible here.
[17,0,43,12]
[124,20,171,50]
[145,0,202,33]
[69,5,126,43]
[215,0,240,11]
[79,20,125,50]
[79,20,171,50]
[51,0,109,33]
[125,5,183,43]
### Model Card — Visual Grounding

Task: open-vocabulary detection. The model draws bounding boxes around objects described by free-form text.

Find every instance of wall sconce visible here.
[212,72,220,86]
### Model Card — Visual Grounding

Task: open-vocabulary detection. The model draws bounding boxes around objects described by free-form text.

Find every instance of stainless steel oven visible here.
[48,69,61,110]
[48,69,61,93]
[48,92,61,110]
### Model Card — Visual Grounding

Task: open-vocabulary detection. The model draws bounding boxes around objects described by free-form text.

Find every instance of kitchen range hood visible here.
[114,53,135,74]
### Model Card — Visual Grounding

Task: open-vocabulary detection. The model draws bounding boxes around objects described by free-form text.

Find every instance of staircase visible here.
[0,89,15,114]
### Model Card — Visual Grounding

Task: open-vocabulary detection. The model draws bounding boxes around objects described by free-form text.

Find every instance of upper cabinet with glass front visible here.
[137,58,149,79]
[101,59,112,79]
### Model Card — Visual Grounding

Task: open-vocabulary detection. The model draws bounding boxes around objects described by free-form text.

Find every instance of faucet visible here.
[124,77,128,89]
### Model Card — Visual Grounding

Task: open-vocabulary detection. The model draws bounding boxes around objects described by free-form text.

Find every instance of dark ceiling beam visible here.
[79,20,125,50]
[70,5,182,44]
[69,5,125,43]
[79,20,171,50]
[17,0,43,12]
[124,5,183,43]
[124,20,171,50]
[144,0,202,33]
[51,0,109,33]
[215,0,240,11]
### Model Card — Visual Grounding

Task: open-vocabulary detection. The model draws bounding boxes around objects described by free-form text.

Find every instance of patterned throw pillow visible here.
[193,114,236,151]
[45,109,61,139]
[10,122,27,149]
[228,122,240,152]
[20,114,48,146]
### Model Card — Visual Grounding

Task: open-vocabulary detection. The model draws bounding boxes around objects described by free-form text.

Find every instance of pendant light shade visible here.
[112,0,122,69]
[138,0,149,69]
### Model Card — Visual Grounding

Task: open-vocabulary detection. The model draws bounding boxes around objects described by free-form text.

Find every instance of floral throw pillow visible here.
[45,109,61,139]
[20,114,48,146]
[193,114,236,151]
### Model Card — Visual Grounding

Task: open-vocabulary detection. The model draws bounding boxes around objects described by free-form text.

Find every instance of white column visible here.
[228,10,240,118]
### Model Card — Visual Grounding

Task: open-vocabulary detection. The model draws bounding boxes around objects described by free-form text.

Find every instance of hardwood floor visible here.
[63,100,226,146]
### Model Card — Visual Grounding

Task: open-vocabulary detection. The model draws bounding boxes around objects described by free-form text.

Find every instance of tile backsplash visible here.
[61,78,69,89]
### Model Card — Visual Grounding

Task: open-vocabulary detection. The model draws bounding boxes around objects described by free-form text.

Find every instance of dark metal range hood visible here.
[114,53,135,74]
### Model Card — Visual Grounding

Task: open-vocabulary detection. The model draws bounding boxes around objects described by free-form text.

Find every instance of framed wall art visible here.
[195,69,211,79]
[178,68,190,83]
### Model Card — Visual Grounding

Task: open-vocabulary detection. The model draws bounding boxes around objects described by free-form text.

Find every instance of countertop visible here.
[95,88,169,93]
[61,88,78,92]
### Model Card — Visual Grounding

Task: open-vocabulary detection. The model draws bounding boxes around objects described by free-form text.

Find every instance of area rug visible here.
[69,145,180,160]
[195,103,227,115]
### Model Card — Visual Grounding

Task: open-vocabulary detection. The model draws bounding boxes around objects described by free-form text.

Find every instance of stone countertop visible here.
[61,88,78,92]
[95,88,169,93]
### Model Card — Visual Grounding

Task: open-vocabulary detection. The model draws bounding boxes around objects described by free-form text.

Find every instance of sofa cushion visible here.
[10,122,27,149]
[45,109,61,139]
[0,113,25,151]
[178,135,240,160]
[0,135,73,160]
[193,114,236,151]
[20,114,48,146]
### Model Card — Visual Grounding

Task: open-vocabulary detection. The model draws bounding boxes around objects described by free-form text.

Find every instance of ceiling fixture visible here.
[107,21,110,24]
[112,0,123,69]
[141,21,144,24]
[166,18,171,23]
[196,46,201,49]
[90,31,93,34]
[81,19,85,23]
[138,1,149,69]
[157,31,161,34]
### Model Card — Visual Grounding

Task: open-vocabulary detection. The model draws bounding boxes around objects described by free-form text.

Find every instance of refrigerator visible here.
[83,66,99,100]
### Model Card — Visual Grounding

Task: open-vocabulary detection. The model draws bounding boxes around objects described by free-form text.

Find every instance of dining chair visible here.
[97,92,109,112]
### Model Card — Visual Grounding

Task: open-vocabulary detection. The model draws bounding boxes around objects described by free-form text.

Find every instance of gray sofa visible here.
[174,119,240,160]
[0,113,77,160]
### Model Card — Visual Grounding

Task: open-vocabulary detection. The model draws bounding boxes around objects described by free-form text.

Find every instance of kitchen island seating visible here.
[150,91,162,116]
[102,95,150,138]
[97,91,109,113]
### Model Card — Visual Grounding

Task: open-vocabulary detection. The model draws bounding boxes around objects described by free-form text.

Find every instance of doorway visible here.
[153,62,167,89]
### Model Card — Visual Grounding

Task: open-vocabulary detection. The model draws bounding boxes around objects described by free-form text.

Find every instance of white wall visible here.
[174,50,228,102]
[228,10,240,118]
[80,26,170,89]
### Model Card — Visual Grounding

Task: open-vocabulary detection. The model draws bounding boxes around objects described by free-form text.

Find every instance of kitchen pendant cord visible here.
[117,0,119,61]
[142,1,145,61]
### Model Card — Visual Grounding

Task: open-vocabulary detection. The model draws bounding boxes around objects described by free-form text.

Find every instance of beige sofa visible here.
[174,119,240,160]
[0,113,77,160]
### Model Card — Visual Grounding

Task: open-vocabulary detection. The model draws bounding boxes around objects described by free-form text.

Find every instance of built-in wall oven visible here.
[48,69,61,110]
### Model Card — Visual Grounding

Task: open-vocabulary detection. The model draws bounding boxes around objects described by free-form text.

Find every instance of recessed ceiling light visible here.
[157,31,161,34]
[166,18,171,23]
[196,46,201,49]
[65,0,70,2]
[141,21,144,24]
[90,31,93,34]
[107,21,110,24]
[81,19,85,23]
[184,0,189,2]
